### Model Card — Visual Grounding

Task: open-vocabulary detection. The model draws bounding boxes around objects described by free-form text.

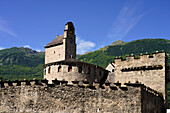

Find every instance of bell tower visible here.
[63,22,76,59]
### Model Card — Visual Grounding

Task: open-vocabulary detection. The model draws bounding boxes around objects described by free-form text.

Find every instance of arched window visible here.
[68,65,72,72]
[112,69,114,72]
[88,67,91,74]
[48,67,51,74]
[58,66,62,72]
[44,69,46,75]
[78,66,82,73]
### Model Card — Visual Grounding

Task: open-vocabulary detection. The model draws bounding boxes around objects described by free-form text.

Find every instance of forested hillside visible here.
[0,47,44,81]
[78,39,170,68]
[0,39,169,81]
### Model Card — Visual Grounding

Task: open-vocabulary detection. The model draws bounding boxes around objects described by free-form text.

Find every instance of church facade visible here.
[44,22,108,84]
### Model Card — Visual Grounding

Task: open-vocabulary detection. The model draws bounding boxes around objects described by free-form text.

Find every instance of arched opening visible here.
[78,66,82,73]
[88,67,91,74]
[58,66,62,72]
[48,67,51,74]
[68,65,72,72]
[112,69,114,72]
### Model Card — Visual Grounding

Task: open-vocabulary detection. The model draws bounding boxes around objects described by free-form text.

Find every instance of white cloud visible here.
[0,18,17,37]
[35,49,42,52]
[23,45,43,52]
[24,45,31,48]
[77,37,96,54]
[107,1,147,41]
[0,47,4,50]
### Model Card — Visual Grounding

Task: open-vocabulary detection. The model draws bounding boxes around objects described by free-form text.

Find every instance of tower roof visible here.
[45,35,64,48]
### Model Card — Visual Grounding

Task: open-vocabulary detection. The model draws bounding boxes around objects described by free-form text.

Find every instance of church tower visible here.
[44,22,76,64]
[63,22,76,60]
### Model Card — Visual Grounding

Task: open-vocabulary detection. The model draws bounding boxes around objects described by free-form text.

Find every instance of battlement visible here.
[0,78,163,98]
[0,78,165,112]
[111,51,168,109]
[114,51,166,66]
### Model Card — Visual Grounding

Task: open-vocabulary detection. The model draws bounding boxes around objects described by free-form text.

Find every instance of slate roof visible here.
[45,35,64,48]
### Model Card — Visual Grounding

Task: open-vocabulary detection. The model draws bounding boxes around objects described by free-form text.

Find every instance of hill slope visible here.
[78,39,170,68]
[0,38,169,81]
[0,47,44,81]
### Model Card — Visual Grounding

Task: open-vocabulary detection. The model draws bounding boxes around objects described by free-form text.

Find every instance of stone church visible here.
[44,22,108,85]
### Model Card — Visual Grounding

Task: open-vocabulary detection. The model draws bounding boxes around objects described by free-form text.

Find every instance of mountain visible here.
[0,38,169,81]
[78,39,170,68]
[110,40,127,46]
[0,47,45,81]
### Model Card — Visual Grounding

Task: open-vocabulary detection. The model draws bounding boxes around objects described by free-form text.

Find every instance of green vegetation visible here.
[78,39,170,68]
[79,38,170,106]
[0,39,170,104]
[0,47,44,81]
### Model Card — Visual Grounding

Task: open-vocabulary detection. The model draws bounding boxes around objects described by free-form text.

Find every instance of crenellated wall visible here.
[113,51,168,106]
[0,79,165,113]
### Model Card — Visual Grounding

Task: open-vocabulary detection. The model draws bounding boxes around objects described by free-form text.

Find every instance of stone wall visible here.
[44,63,105,85]
[113,52,167,103]
[45,44,65,64]
[45,22,76,64]
[0,80,165,113]
[141,86,165,113]
[65,34,76,60]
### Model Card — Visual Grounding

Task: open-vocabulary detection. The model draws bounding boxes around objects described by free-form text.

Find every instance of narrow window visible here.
[68,65,72,72]
[44,69,46,75]
[54,51,55,53]
[78,66,82,73]
[88,67,91,74]
[58,66,62,72]
[48,67,51,74]
[112,69,114,72]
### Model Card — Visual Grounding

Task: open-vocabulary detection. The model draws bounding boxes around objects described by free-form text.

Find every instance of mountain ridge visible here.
[0,38,169,81]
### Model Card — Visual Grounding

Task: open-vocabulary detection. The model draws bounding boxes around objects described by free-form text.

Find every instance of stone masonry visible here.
[0,79,166,113]
[44,22,108,84]
[110,51,168,107]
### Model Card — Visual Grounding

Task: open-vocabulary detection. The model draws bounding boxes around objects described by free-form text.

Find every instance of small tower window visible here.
[68,65,72,72]
[78,66,82,73]
[88,67,91,74]
[58,66,62,72]
[54,51,55,53]
[44,69,46,75]
[48,67,51,74]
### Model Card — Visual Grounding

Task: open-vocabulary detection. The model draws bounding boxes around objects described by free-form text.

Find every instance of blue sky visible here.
[0,0,170,54]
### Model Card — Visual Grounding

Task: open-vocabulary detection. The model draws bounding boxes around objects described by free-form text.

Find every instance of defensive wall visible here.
[0,79,165,113]
[113,51,168,106]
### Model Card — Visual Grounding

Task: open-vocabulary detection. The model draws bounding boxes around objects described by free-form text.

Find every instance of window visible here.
[112,69,114,72]
[48,67,51,74]
[44,69,46,75]
[54,51,55,53]
[58,66,62,72]
[68,65,72,72]
[88,67,91,74]
[78,66,82,73]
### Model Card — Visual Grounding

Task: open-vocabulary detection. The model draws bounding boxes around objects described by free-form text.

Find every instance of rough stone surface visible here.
[44,64,106,85]
[111,52,168,106]
[0,82,165,113]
